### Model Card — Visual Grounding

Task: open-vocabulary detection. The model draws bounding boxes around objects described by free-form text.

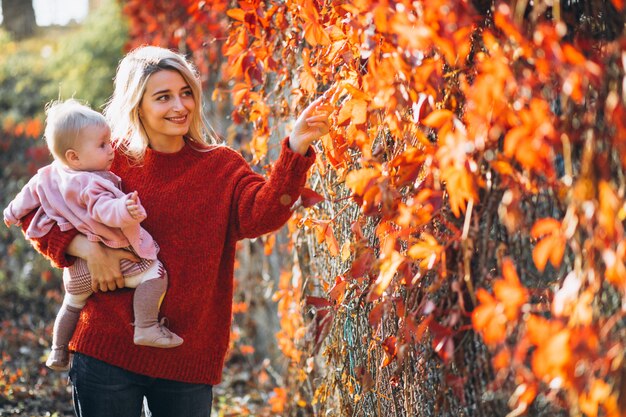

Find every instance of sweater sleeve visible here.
[3,174,41,227]
[231,137,315,240]
[20,209,79,268]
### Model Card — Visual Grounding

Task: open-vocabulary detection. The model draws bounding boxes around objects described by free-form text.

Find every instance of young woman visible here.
[20,45,330,417]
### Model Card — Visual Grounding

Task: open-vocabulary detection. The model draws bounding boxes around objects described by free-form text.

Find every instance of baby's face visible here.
[72,124,114,171]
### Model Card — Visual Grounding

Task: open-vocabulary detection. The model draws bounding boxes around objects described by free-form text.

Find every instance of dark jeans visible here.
[69,353,213,417]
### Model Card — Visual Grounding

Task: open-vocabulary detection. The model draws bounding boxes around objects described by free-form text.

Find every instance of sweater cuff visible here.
[21,210,79,268]
[275,137,316,178]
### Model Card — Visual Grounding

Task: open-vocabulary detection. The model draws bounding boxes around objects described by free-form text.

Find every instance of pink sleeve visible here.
[3,176,41,227]
[80,183,139,228]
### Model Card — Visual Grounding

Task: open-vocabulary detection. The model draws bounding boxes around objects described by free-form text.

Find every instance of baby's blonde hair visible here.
[44,99,108,163]
[103,46,213,161]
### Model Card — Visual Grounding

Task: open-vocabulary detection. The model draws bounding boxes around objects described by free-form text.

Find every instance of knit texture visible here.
[23,137,315,384]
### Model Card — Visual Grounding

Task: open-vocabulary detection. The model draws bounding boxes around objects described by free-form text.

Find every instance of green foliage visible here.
[0,0,127,125]
[41,1,128,109]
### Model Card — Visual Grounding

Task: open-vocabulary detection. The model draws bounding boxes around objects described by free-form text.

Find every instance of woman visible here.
[21,45,330,417]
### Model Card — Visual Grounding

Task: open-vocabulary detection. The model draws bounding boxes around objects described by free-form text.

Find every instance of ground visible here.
[0,287,277,417]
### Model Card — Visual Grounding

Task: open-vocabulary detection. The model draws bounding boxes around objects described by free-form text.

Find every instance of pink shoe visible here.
[46,346,70,371]
[134,321,183,348]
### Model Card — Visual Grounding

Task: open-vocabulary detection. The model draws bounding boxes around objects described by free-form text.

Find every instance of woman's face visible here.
[139,69,195,151]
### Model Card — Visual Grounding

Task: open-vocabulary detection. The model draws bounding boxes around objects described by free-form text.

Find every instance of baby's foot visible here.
[134,322,183,348]
[46,346,70,371]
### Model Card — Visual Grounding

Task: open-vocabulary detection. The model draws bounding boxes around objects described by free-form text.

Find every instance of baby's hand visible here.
[126,191,147,221]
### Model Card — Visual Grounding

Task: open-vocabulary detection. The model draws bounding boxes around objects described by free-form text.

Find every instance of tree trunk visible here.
[1,0,37,40]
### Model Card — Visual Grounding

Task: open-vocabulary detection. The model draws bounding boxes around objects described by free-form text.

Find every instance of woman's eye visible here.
[157,95,169,101]
[182,90,193,97]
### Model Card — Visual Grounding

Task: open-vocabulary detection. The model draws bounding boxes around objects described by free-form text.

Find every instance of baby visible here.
[4,99,183,371]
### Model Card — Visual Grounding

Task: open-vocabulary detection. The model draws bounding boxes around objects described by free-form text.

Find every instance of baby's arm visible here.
[4,175,41,227]
[82,184,146,227]
[125,191,147,221]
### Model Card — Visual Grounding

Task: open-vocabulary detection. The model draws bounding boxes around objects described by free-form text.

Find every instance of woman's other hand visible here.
[67,235,139,292]
[289,95,332,155]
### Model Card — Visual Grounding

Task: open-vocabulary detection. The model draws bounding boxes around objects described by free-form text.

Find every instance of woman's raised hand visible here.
[289,95,333,155]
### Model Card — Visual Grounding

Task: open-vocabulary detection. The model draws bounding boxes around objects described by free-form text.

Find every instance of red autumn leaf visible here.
[429,321,454,362]
[349,247,375,279]
[305,296,333,309]
[368,301,386,329]
[300,187,325,208]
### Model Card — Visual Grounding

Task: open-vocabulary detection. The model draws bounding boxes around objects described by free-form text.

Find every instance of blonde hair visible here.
[103,45,213,161]
[44,99,108,164]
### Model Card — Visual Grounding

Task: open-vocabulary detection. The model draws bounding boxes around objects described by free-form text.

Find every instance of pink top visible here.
[3,161,158,259]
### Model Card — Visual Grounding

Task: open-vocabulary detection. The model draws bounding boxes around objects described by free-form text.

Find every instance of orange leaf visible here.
[532,234,566,272]
[381,336,397,367]
[304,21,331,46]
[493,259,528,320]
[422,109,454,129]
[300,69,318,94]
[368,251,403,301]
[531,329,571,384]
[579,379,619,417]
[337,98,368,126]
[269,387,288,413]
[441,166,477,218]
[531,218,561,239]
[328,276,348,304]
[226,8,246,21]
[407,233,442,270]
[472,289,507,345]
[345,167,380,196]
[314,221,340,257]
[503,126,529,158]
[562,44,586,65]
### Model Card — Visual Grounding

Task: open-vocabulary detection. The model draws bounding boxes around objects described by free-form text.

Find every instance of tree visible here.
[1,0,36,40]
[123,1,626,415]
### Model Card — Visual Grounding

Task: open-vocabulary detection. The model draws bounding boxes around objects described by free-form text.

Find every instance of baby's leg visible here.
[126,261,183,348]
[47,292,90,371]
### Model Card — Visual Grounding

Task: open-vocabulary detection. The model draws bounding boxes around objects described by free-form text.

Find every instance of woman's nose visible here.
[172,96,185,111]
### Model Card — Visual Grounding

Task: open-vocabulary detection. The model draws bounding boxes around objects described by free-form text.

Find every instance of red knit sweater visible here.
[23,138,314,384]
